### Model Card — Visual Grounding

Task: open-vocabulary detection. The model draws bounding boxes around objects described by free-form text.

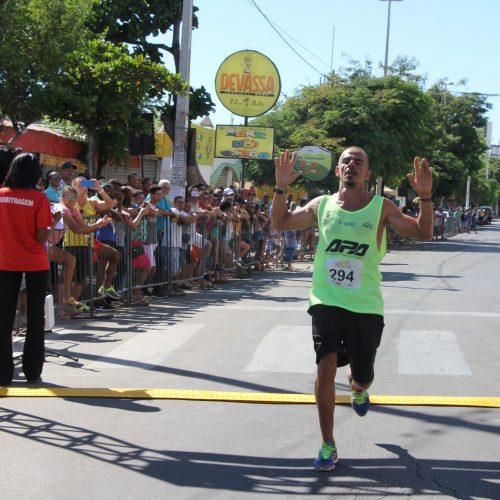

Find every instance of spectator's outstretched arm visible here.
[63,212,111,234]
[91,180,114,212]
[125,207,150,229]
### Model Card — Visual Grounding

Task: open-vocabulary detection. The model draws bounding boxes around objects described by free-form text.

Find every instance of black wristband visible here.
[419,197,432,202]
[273,187,287,195]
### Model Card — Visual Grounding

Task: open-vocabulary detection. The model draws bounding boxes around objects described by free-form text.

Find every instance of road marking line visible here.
[387,310,500,318]
[0,388,499,407]
[86,324,204,369]
[204,305,500,317]
[205,305,308,311]
[399,330,472,376]
[244,326,314,373]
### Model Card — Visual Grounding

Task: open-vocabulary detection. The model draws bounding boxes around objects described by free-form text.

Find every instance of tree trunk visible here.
[162,113,175,142]
[86,128,97,178]
[3,120,23,145]
[171,13,181,73]
[186,127,206,187]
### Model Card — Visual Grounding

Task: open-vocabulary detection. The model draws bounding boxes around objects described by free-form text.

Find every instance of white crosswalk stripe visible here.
[84,321,472,379]
[244,326,315,373]
[86,324,204,370]
[398,330,472,376]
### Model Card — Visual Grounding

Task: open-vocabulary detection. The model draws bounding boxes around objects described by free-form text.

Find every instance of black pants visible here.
[0,270,49,385]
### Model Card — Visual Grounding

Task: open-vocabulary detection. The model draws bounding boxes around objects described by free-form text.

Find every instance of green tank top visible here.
[309,194,386,315]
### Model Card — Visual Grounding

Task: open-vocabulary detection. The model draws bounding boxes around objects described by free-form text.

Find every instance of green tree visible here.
[89,0,198,66]
[249,72,435,192]
[0,0,92,135]
[471,156,500,207]
[426,81,490,202]
[43,38,186,176]
[90,0,215,184]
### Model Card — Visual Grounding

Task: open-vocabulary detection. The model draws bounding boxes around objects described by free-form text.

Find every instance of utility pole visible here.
[465,176,471,208]
[377,0,402,195]
[380,0,402,76]
[171,0,193,200]
[330,26,335,73]
[485,121,492,179]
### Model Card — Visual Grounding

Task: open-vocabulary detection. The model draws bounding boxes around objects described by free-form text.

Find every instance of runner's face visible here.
[336,148,370,187]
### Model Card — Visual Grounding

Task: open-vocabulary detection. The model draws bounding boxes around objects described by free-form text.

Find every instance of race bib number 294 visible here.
[326,258,363,289]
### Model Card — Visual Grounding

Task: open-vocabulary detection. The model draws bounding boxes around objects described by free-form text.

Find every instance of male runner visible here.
[272,147,433,471]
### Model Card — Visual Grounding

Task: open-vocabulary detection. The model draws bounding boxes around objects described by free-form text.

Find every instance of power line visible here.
[246,0,326,77]
[257,13,332,69]
[451,92,500,97]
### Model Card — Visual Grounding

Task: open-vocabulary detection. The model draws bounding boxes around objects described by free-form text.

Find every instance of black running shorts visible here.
[308,304,384,384]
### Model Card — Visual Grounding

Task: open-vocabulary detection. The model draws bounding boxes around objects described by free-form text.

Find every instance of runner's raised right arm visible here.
[272,149,320,231]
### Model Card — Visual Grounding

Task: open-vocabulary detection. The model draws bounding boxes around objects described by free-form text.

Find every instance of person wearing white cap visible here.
[223,187,234,199]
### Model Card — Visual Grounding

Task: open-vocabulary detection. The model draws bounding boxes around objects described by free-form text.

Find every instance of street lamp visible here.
[380,0,402,76]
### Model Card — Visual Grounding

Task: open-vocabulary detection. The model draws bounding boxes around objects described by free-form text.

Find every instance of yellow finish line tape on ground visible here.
[0,388,499,408]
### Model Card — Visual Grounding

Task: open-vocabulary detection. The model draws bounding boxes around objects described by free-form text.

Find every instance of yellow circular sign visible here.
[215,50,281,117]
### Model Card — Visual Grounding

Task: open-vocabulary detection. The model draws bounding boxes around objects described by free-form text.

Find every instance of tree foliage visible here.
[89,0,198,65]
[0,0,191,177]
[90,0,212,125]
[0,0,92,133]
[250,71,435,191]
[43,38,186,175]
[248,61,492,207]
[90,0,213,182]
[427,81,490,201]
[470,156,500,207]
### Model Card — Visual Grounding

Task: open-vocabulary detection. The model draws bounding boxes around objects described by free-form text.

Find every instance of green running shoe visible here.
[313,442,338,471]
[347,371,370,417]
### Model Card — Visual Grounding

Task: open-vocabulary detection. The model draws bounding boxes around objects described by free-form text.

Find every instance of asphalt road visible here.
[2,222,499,499]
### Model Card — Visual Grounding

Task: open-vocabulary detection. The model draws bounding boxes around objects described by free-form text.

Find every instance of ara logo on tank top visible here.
[325,238,369,256]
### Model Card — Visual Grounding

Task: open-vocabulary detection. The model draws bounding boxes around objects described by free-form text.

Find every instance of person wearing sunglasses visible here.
[45,171,61,203]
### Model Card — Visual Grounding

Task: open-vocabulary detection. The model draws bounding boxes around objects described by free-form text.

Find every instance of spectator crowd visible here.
[1,146,494,325]
[1,147,317,322]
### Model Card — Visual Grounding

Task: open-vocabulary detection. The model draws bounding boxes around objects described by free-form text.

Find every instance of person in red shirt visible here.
[0,153,54,385]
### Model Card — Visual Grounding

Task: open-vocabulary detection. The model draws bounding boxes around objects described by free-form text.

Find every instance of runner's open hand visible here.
[275,149,301,188]
[407,157,432,198]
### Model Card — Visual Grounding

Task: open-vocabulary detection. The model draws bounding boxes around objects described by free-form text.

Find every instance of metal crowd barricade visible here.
[45,203,322,328]
[387,227,414,247]
[45,211,209,321]
[117,212,210,299]
[443,215,460,238]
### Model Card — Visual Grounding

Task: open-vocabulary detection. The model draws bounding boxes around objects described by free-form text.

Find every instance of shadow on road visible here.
[0,405,498,498]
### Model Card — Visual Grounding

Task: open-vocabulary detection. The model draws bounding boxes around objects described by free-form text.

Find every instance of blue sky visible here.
[165,0,500,143]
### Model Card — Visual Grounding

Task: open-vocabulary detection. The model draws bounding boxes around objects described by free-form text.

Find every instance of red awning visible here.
[1,122,85,159]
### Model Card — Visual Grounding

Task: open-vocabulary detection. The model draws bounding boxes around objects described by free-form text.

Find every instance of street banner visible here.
[215,50,281,117]
[215,125,274,160]
[294,145,333,181]
[192,124,215,165]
